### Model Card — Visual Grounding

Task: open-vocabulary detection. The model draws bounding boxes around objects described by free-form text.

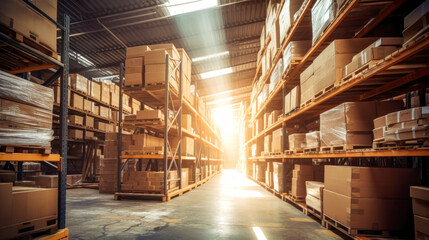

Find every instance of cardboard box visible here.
[182,137,194,156]
[384,125,429,141]
[320,102,376,146]
[70,93,83,109]
[35,175,57,188]
[86,116,94,128]
[0,0,57,52]
[323,189,411,231]
[404,1,429,29]
[69,129,83,139]
[272,128,283,152]
[70,74,88,94]
[415,215,429,239]
[306,181,324,199]
[324,166,420,198]
[100,83,110,105]
[283,41,311,73]
[306,194,322,212]
[126,45,151,58]
[372,126,386,140]
[93,105,99,115]
[411,186,429,218]
[311,0,336,44]
[289,133,306,151]
[264,134,272,153]
[181,168,189,188]
[292,175,313,197]
[90,81,101,100]
[69,115,83,125]
[289,86,300,111]
[273,162,288,193]
[345,46,399,76]
[148,44,180,60]
[99,106,110,119]
[182,114,192,131]
[305,131,320,149]
[83,99,93,112]
[279,0,304,43]
[136,110,164,120]
[386,107,429,126]
[389,118,429,130]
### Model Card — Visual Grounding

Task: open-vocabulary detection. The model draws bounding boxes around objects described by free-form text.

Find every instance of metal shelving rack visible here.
[242,0,429,236]
[0,2,70,238]
[114,53,224,201]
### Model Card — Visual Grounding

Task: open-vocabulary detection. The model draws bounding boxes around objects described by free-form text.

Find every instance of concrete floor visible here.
[66,170,341,240]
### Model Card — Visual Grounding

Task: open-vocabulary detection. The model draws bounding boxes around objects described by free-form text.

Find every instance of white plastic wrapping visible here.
[311,0,336,44]
[305,131,320,148]
[270,58,283,93]
[320,104,347,146]
[306,181,324,199]
[283,41,311,73]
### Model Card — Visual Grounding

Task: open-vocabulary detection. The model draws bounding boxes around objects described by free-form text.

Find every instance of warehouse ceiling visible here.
[58,0,265,103]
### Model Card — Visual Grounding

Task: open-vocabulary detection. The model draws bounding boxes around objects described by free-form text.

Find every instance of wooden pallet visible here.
[284,149,303,154]
[373,139,429,150]
[341,60,378,83]
[304,205,322,220]
[403,13,429,47]
[282,58,302,79]
[122,149,164,155]
[322,214,405,238]
[320,144,371,152]
[0,145,51,154]
[0,216,57,240]
[300,84,335,109]
[288,193,305,202]
[303,147,319,153]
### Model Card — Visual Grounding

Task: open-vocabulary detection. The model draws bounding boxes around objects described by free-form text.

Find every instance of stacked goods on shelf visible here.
[320,102,376,150]
[305,131,320,151]
[279,0,304,44]
[122,170,180,194]
[99,133,132,193]
[374,106,429,146]
[35,175,57,188]
[0,183,58,239]
[403,1,429,45]
[288,133,305,153]
[256,164,266,182]
[273,162,288,193]
[267,110,281,127]
[284,86,300,114]
[0,70,54,147]
[110,84,120,108]
[410,186,429,239]
[344,38,403,77]
[291,164,324,200]
[300,38,376,106]
[323,166,420,232]
[311,0,336,44]
[306,181,324,213]
[0,0,57,52]
[265,163,273,188]
[124,45,150,87]
[263,134,272,155]
[70,74,88,95]
[283,41,310,75]
[257,85,269,110]
[271,128,283,153]
[270,58,283,93]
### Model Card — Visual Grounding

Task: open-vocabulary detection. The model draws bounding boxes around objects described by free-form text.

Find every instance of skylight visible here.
[192,51,229,62]
[200,67,232,79]
[166,0,218,16]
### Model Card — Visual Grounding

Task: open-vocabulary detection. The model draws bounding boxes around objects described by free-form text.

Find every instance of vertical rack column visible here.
[117,63,124,193]
[58,14,70,230]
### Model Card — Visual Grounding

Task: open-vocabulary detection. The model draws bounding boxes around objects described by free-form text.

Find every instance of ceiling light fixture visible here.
[200,67,232,79]
[166,0,218,16]
[192,51,229,62]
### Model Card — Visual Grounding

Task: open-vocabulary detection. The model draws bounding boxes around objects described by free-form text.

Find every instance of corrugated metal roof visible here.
[58,0,265,95]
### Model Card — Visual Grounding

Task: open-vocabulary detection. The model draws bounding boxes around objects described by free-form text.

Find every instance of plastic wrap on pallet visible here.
[0,70,54,111]
[306,181,324,199]
[311,0,336,45]
[305,194,322,212]
[269,58,283,93]
[279,0,304,42]
[70,74,88,94]
[384,126,429,142]
[305,131,320,149]
[283,41,311,74]
[320,104,347,146]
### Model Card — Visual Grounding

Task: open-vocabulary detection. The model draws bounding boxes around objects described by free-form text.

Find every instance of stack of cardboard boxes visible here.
[288,133,306,152]
[305,181,324,213]
[305,131,320,150]
[291,164,324,199]
[410,186,429,239]
[284,86,300,114]
[324,166,419,232]
[122,170,180,194]
[273,162,289,193]
[374,106,429,143]
[403,1,429,45]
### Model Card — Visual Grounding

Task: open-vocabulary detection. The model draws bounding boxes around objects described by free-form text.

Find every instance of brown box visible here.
[289,133,306,151]
[126,45,151,59]
[145,49,168,65]
[136,110,164,120]
[70,74,88,94]
[290,86,300,111]
[372,126,386,140]
[0,0,57,53]
[279,0,304,43]
[71,93,84,109]
[264,135,272,153]
[86,116,94,128]
[324,166,420,198]
[384,126,429,141]
[68,115,83,125]
[323,189,410,231]
[411,186,429,218]
[182,114,192,131]
[272,128,283,152]
[69,129,83,139]
[90,81,101,100]
[320,102,376,146]
[35,175,57,188]
[305,131,320,149]
[291,175,313,197]
[345,45,399,76]
[181,168,189,188]
[148,44,180,60]
[386,106,429,126]
[415,215,429,238]
[182,137,194,156]
[389,118,429,130]
[83,99,93,112]
[101,83,110,105]
[93,105,100,115]
[99,106,110,119]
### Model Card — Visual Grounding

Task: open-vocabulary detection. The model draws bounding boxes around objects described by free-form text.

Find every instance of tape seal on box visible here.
[412,108,416,120]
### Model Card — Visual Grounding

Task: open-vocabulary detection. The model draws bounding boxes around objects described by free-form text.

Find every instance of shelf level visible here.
[0,153,61,162]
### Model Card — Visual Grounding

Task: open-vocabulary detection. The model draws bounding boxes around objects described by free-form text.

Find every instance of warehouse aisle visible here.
[67,170,340,239]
